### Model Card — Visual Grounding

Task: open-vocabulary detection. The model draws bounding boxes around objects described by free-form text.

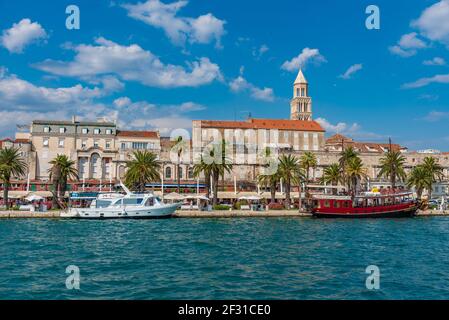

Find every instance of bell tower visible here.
[290,69,312,121]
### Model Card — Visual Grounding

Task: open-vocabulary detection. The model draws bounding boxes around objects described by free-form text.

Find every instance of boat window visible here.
[324,200,330,208]
[123,198,144,205]
[96,200,112,208]
[145,198,154,206]
[342,201,349,208]
[334,201,341,208]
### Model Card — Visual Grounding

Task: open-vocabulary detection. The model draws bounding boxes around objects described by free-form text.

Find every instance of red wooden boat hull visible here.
[312,203,418,218]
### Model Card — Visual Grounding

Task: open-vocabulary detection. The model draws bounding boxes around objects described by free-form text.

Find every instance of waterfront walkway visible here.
[0,210,448,218]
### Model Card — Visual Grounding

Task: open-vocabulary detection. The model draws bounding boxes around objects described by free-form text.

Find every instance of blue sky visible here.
[0,0,449,150]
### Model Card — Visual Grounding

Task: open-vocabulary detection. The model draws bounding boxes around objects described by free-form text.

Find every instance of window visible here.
[43,137,49,147]
[296,88,300,97]
[82,128,88,134]
[43,126,50,133]
[59,127,66,134]
[94,128,100,135]
[81,139,87,148]
[94,140,99,148]
[132,142,148,150]
[165,167,172,179]
[106,129,112,135]
[58,138,65,148]
[301,88,305,97]
[188,167,194,179]
[178,167,183,180]
[106,140,111,149]
[121,142,126,150]
[324,200,330,208]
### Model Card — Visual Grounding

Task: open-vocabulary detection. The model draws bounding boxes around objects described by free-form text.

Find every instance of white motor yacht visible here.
[62,184,180,219]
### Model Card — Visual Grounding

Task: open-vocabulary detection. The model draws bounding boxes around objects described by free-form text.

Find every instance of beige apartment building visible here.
[20,118,160,181]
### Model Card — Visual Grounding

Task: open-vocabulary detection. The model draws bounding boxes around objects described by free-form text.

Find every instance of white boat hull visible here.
[62,203,181,219]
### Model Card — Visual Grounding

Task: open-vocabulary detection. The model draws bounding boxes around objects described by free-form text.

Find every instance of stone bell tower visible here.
[290,69,312,121]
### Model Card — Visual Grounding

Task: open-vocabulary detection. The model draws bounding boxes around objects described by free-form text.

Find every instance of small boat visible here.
[311,190,418,218]
[62,184,181,219]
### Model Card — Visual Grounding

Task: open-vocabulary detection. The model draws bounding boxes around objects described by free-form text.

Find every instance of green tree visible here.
[339,146,359,192]
[257,171,280,204]
[278,154,300,209]
[345,156,367,195]
[377,150,406,189]
[193,142,232,206]
[299,151,317,189]
[0,147,27,209]
[421,156,444,199]
[406,166,431,200]
[124,151,160,193]
[48,154,79,208]
[320,163,342,195]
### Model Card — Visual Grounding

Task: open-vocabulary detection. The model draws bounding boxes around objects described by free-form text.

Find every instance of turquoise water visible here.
[1,217,449,299]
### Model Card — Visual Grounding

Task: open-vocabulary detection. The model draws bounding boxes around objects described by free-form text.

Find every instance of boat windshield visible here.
[123,198,144,205]
[96,199,113,208]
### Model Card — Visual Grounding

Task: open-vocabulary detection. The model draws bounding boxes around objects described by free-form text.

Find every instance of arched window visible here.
[165,167,172,179]
[178,167,183,180]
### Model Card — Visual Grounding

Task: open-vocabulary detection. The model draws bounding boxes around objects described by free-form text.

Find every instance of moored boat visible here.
[311,190,418,218]
[62,183,181,219]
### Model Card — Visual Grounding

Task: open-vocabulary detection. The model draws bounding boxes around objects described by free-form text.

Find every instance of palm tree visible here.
[174,136,185,193]
[257,171,280,204]
[406,166,431,200]
[278,154,300,209]
[124,150,160,193]
[321,163,342,195]
[345,157,367,195]
[48,154,79,208]
[193,156,212,198]
[421,156,444,199]
[377,150,406,189]
[339,146,359,192]
[193,142,232,205]
[0,147,27,209]
[299,151,317,189]
[293,167,307,210]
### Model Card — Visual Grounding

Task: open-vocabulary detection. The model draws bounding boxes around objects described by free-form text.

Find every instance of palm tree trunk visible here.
[212,169,219,206]
[270,181,276,204]
[177,160,180,193]
[3,181,9,210]
[298,182,302,211]
[285,179,291,209]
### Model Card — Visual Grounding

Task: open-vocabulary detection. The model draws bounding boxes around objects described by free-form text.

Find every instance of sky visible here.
[0,0,449,150]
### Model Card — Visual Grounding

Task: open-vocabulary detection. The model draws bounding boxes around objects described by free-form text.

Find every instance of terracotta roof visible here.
[326,134,353,144]
[325,134,405,153]
[197,118,325,132]
[116,130,159,138]
[0,138,30,145]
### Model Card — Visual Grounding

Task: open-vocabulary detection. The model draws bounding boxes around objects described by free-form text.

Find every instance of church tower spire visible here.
[290,69,312,121]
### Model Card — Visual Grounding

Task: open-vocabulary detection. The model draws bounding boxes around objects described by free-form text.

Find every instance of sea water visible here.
[1,217,449,299]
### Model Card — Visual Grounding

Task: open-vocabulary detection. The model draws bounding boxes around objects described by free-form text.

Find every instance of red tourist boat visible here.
[311,190,419,218]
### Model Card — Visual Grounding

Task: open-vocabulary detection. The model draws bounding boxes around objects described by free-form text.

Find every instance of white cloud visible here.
[1,19,47,53]
[423,110,449,122]
[389,32,427,57]
[412,0,449,48]
[122,0,226,48]
[112,96,203,134]
[316,117,385,140]
[229,69,275,102]
[281,48,326,72]
[339,64,363,80]
[402,73,449,88]
[252,44,269,59]
[33,37,222,88]
[423,57,446,66]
